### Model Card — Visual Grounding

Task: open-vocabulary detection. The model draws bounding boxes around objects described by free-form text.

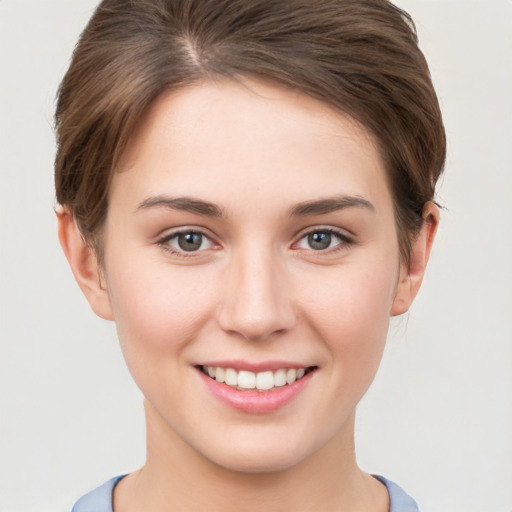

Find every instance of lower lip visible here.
[197,369,314,414]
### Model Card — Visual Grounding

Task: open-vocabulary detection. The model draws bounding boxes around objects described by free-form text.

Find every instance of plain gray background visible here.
[1,1,511,511]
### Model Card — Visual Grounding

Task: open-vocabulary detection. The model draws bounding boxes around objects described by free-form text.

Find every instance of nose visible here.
[216,247,296,342]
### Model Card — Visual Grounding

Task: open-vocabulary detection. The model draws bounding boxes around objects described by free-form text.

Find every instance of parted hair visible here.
[55,0,445,265]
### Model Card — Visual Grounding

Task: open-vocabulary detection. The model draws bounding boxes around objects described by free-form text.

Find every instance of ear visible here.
[56,206,114,321]
[391,202,439,316]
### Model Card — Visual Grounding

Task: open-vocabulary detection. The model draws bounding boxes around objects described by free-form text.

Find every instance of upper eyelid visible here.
[157,227,218,252]
[290,228,354,255]
[157,226,216,242]
[155,225,353,249]
[293,225,354,242]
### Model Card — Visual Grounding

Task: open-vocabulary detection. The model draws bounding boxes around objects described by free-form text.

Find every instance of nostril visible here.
[216,303,296,342]
[215,260,296,341]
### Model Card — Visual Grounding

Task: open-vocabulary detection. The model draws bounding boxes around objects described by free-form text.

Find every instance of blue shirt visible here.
[72,474,419,512]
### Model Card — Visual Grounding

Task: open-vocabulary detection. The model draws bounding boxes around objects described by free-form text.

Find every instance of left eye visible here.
[162,231,214,253]
[297,230,347,251]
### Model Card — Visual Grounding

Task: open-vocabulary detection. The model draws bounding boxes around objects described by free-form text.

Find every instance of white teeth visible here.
[225,368,238,386]
[202,365,311,391]
[238,370,256,389]
[215,367,225,383]
[256,371,274,391]
[286,368,297,384]
[274,369,287,387]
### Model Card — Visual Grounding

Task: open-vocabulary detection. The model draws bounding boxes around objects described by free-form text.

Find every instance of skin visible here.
[58,78,438,512]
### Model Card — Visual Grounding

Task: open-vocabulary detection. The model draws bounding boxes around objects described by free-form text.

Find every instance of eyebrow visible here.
[136,196,224,217]
[289,195,375,217]
[136,194,374,218]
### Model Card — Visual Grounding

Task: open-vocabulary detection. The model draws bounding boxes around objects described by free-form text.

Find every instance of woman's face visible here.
[98,79,407,472]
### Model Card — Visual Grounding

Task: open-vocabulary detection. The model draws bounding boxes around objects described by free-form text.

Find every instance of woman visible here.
[55,0,445,510]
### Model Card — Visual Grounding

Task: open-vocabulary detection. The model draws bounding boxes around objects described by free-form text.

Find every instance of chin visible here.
[198,430,321,475]
[211,448,306,474]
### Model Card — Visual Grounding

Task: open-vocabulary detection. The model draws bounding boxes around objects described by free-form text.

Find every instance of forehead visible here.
[113,78,391,213]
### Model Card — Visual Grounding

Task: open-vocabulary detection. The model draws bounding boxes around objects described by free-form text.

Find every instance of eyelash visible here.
[294,227,354,254]
[157,229,217,257]
[156,227,353,258]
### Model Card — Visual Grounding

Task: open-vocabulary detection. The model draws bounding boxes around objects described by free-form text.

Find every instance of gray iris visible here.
[178,232,203,251]
[308,232,331,250]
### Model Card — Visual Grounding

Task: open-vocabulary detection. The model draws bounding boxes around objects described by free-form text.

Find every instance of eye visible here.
[159,230,215,254]
[296,229,350,251]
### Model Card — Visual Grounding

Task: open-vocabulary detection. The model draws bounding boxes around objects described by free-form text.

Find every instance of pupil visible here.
[308,232,331,250]
[178,232,202,251]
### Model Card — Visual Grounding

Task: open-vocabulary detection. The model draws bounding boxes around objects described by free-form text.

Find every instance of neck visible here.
[114,400,387,512]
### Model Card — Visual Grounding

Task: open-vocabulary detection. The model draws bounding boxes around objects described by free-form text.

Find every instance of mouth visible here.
[197,365,317,392]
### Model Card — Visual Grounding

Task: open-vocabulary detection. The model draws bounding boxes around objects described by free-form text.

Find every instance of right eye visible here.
[158,230,215,255]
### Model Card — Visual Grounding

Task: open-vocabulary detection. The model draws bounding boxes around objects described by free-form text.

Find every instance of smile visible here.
[199,365,315,392]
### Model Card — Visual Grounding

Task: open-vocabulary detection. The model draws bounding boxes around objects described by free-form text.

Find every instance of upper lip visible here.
[195,360,315,372]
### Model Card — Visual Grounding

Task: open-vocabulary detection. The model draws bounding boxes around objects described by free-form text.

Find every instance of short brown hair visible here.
[55,0,445,265]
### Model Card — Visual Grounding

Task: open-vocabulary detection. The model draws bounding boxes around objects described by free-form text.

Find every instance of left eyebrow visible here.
[289,195,375,217]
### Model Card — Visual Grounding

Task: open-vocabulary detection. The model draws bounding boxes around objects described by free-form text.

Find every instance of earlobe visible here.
[56,206,114,321]
[391,202,439,316]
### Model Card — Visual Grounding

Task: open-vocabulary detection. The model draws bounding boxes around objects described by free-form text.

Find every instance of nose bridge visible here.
[217,241,295,341]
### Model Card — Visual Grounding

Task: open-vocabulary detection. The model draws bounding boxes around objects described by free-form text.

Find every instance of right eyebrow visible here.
[136,195,225,217]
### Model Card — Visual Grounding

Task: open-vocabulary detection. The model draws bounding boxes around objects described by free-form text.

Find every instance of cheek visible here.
[297,258,398,367]
[104,261,220,417]
[104,254,215,362]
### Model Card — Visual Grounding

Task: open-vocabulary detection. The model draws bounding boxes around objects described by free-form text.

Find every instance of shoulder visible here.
[72,474,418,512]
[71,475,126,512]
[374,475,420,512]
